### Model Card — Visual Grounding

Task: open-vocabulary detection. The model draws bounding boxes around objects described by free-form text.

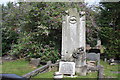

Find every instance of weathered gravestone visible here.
[86,53,100,72]
[61,8,86,75]
[0,57,2,64]
[59,62,75,76]
[86,53,100,65]
[29,58,41,67]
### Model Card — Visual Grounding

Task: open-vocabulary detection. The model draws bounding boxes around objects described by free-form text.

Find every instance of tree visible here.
[97,2,120,59]
[2,2,100,62]
[97,2,120,30]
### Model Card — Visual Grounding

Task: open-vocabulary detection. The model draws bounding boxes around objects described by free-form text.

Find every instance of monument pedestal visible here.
[60,8,86,76]
[75,65,87,76]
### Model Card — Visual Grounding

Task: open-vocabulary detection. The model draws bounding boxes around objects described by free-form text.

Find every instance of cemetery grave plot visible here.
[32,60,119,78]
[1,58,119,79]
[1,2,120,79]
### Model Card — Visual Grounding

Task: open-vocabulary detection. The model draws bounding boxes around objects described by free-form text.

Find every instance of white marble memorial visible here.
[61,8,86,66]
[60,8,87,76]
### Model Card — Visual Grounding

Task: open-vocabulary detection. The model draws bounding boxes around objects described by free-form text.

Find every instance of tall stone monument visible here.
[61,8,86,75]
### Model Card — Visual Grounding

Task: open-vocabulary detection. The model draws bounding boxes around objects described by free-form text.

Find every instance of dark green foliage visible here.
[97,2,120,59]
[2,27,19,54]
[2,2,85,63]
[99,27,120,59]
[10,31,60,62]
[97,2,120,30]
[2,2,31,55]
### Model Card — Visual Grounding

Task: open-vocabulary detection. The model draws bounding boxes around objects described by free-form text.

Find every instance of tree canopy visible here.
[97,2,120,59]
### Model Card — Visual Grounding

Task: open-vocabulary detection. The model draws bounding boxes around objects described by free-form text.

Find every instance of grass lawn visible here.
[34,71,98,78]
[34,60,119,78]
[34,72,97,78]
[34,71,55,78]
[100,60,119,78]
[1,59,119,78]
[1,59,37,76]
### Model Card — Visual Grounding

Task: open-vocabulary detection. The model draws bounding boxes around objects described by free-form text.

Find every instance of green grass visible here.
[100,60,119,78]
[34,71,97,78]
[1,59,119,78]
[77,72,97,78]
[77,60,119,78]
[33,60,119,78]
[1,59,37,76]
[34,71,55,78]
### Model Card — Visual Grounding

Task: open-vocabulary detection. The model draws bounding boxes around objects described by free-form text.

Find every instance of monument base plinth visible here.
[75,65,87,76]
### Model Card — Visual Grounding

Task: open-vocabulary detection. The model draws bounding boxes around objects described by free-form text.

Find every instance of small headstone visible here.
[110,58,115,63]
[49,64,58,72]
[86,53,100,61]
[104,58,107,62]
[29,58,40,67]
[110,63,117,65]
[0,57,2,64]
[86,53,100,65]
[59,62,75,76]
[47,61,51,65]
[96,39,101,48]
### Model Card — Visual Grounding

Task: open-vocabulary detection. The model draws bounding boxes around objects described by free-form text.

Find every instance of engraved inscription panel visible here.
[59,62,75,75]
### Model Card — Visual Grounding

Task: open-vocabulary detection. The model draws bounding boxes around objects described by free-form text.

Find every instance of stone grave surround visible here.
[59,8,87,76]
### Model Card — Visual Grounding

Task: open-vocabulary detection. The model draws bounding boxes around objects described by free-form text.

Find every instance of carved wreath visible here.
[69,16,77,24]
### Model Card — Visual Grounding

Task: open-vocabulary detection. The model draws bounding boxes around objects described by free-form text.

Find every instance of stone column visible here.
[61,8,80,61]
[80,12,86,66]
